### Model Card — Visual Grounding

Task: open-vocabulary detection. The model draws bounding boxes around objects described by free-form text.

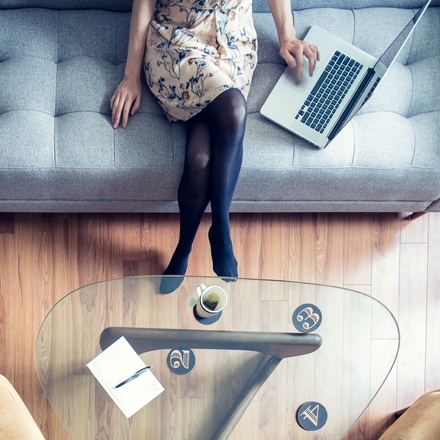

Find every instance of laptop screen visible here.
[378,0,432,68]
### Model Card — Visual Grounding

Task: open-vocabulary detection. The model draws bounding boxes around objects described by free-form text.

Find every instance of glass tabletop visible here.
[35,276,399,439]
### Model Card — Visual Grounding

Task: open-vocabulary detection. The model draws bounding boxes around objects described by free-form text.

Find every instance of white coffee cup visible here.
[195,284,227,318]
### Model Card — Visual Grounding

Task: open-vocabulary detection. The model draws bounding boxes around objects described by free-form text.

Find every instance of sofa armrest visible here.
[0,375,45,439]
[379,389,440,440]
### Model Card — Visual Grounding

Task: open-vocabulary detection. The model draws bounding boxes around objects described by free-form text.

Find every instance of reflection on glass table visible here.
[35,276,399,439]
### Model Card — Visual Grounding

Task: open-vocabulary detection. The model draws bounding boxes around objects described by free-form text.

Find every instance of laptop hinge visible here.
[328,67,376,140]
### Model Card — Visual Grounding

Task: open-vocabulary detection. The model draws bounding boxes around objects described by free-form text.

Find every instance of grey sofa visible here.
[1,0,439,213]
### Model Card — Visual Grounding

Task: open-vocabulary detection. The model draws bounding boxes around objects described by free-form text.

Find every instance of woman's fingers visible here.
[279,39,320,83]
[131,93,142,116]
[110,78,141,128]
[303,43,320,77]
[280,46,298,70]
[110,94,121,128]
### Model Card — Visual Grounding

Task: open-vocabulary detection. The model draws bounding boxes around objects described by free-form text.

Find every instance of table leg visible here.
[211,355,282,440]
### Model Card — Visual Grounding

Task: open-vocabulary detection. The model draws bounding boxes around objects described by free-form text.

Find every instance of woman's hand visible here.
[110,75,142,129]
[266,0,320,83]
[279,37,320,83]
[109,0,155,128]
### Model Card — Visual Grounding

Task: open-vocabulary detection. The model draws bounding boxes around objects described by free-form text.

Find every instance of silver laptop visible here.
[260,0,432,149]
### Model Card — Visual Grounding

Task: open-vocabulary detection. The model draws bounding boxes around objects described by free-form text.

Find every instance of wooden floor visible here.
[0,211,439,439]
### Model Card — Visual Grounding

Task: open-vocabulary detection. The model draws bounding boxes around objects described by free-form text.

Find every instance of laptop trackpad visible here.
[283,60,318,94]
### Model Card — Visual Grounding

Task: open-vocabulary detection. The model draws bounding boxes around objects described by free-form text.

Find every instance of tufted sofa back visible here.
[1,0,439,10]
[0,0,132,11]
[1,0,439,15]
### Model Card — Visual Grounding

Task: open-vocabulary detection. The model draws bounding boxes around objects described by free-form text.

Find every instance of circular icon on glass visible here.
[296,401,328,431]
[166,346,196,375]
[292,303,322,333]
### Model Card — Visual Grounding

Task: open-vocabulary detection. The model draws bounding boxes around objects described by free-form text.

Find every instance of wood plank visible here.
[0,212,14,234]
[12,214,67,439]
[288,213,317,284]
[425,213,440,392]
[362,340,399,440]
[122,213,152,261]
[231,213,262,279]
[258,301,288,439]
[0,232,16,381]
[228,399,259,439]
[344,284,371,296]
[192,213,210,277]
[371,214,400,322]
[400,213,429,244]
[150,213,181,276]
[75,214,124,286]
[316,213,345,286]
[1,212,439,440]
[344,214,373,286]
[260,214,290,291]
[14,215,46,408]
[396,243,427,409]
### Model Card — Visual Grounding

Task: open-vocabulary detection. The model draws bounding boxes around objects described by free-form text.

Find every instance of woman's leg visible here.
[196,88,247,278]
[162,117,211,277]
[162,87,247,283]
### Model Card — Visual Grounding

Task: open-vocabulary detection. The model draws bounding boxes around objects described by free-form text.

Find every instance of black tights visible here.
[163,88,247,278]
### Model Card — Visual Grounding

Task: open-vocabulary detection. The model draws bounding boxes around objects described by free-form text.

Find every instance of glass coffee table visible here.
[35,276,399,439]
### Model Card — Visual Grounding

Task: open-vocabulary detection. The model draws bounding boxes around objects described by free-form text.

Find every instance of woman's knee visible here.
[185,119,211,174]
[220,88,247,125]
[202,88,247,130]
[188,150,210,173]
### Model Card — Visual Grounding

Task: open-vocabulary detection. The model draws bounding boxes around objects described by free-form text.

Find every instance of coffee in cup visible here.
[195,284,227,318]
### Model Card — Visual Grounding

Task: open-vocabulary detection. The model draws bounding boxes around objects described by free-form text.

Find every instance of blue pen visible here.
[115,366,152,389]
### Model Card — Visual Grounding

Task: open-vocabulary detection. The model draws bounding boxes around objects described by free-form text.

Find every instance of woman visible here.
[111,0,319,288]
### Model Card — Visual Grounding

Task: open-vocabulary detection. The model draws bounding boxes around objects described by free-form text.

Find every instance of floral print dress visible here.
[144,0,258,122]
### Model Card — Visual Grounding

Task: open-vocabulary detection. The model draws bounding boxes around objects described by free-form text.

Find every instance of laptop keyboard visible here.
[295,51,363,134]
